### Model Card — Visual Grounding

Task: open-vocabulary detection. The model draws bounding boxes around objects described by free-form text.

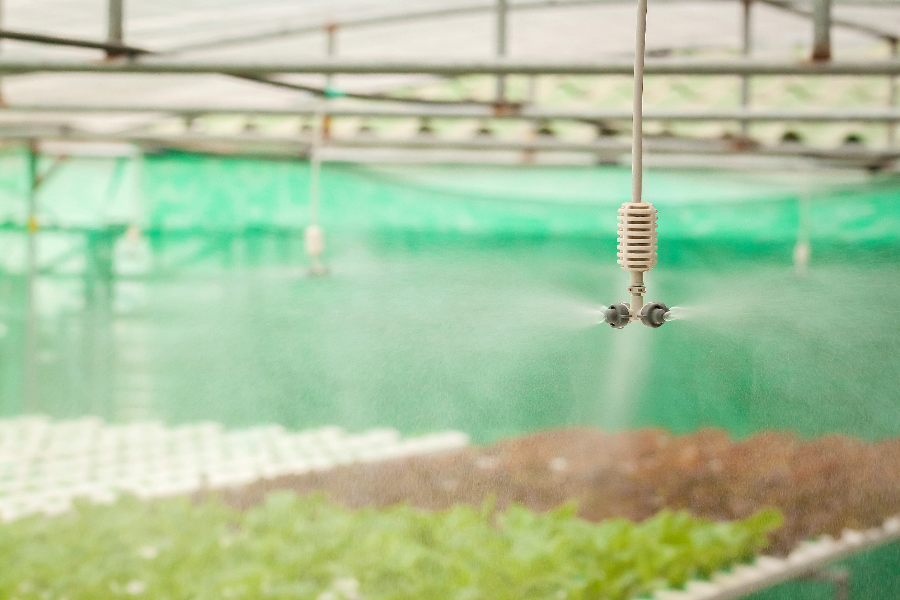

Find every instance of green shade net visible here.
[0,148,898,443]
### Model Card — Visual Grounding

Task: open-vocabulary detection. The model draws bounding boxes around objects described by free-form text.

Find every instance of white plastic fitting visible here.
[617,201,658,273]
[304,224,325,258]
[304,223,328,275]
[618,202,658,316]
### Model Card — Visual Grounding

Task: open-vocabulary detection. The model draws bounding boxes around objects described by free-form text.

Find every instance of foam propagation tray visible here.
[0,415,469,521]
[2,416,899,600]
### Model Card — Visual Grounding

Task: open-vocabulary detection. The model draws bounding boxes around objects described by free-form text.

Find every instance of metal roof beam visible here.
[4,57,900,76]
[0,29,148,57]
[6,103,900,122]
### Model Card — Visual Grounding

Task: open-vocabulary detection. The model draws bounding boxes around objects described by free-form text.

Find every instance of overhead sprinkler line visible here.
[304,102,328,277]
[632,0,646,207]
[603,0,672,330]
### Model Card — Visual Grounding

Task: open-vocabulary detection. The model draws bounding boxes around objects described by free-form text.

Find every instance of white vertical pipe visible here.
[132,146,144,226]
[495,0,508,103]
[305,105,326,275]
[793,158,813,277]
[632,0,648,205]
[740,0,753,138]
[24,141,38,412]
[309,106,322,228]
[310,21,335,228]
[630,271,645,314]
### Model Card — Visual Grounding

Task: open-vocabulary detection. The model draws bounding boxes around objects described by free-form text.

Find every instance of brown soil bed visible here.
[212,428,900,555]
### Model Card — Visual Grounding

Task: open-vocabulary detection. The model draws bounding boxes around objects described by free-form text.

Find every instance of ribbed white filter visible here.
[617,202,658,272]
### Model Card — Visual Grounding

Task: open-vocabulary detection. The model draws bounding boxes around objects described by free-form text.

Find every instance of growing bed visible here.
[2,418,900,600]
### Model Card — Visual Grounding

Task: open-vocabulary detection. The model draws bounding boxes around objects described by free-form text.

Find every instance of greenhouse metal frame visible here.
[1,0,900,167]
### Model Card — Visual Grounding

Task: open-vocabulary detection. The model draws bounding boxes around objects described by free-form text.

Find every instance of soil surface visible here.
[212,428,900,555]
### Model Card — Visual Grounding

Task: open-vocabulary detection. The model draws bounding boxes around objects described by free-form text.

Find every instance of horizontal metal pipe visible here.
[3,58,900,76]
[0,31,481,105]
[3,129,895,165]
[7,103,900,123]
[0,29,147,55]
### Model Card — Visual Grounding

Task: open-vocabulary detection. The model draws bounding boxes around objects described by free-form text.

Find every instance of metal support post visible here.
[812,0,832,62]
[107,0,124,58]
[740,0,753,138]
[325,24,338,90]
[323,24,338,140]
[495,0,508,104]
[24,140,38,412]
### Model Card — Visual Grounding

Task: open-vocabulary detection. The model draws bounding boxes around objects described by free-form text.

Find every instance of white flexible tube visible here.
[306,101,326,273]
[632,0,648,204]
[309,103,324,228]
[618,0,656,277]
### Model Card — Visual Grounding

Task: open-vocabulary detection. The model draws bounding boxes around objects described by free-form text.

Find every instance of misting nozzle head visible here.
[603,301,672,329]
[617,202,658,272]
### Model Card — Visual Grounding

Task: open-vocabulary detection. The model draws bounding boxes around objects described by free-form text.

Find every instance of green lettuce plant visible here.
[0,493,782,600]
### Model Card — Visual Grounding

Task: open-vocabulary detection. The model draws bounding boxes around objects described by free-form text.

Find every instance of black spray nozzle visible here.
[604,301,670,329]
[604,303,632,329]
[640,302,669,328]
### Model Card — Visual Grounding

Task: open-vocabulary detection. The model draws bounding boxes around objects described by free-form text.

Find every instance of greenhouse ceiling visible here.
[2,0,900,166]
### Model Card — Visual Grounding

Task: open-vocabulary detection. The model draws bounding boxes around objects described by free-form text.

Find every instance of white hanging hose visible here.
[309,103,323,229]
[304,103,325,270]
[615,0,655,315]
[632,0,648,205]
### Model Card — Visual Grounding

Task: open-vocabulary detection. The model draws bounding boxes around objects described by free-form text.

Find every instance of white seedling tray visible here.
[0,415,468,521]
